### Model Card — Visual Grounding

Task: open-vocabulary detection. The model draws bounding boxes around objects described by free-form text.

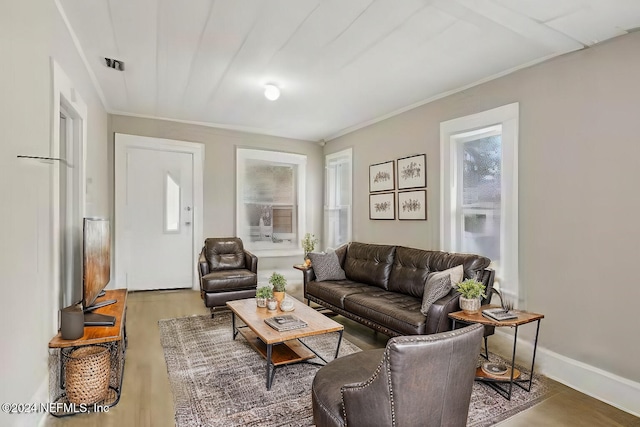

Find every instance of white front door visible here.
[115,134,203,291]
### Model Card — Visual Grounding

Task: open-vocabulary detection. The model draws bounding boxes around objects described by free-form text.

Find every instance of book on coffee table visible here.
[264,315,308,332]
[482,308,518,321]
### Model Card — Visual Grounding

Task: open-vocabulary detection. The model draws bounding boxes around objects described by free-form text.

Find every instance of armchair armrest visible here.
[198,248,209,279]
[341,361,392,427]
[244,250,258,273]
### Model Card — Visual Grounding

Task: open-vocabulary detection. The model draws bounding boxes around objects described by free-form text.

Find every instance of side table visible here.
[449,305,544,400]
[48,289,128,416]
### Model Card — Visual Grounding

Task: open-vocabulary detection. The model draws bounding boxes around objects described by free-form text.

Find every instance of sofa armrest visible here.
[198,248,209,280]
[425,289,460,334]
[244,250,258,273]
[302,267,316,297]
[479,268,495,305]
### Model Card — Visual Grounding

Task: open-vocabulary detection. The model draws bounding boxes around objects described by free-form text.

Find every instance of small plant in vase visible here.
[301,233,318,266]
[269,272,287,307]
[255,286,273,308]
[456,278,487,314]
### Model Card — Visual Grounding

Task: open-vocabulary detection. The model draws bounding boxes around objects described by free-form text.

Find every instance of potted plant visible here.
[456,278,487,314]
[301,233,318,264]
[255,286,273,308]
[269,272,287,306]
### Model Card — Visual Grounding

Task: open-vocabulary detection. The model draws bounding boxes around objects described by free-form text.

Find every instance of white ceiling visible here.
[57,0,640,142]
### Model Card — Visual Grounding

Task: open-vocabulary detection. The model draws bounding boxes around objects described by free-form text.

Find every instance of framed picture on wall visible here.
[369,161,395,192]
[369,192,395,220]
[398,190,426,220]
[397,154,426,189]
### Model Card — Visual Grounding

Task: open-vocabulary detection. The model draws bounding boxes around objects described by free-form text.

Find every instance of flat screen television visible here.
[82,217,116,326]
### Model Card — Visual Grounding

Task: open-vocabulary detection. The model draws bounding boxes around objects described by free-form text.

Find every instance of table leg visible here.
[506,325,519,400]
[266,344,274,390]
[232,312,237,340]
[334,330,344,359]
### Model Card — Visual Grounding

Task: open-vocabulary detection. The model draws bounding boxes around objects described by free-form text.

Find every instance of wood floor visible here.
[44,289,639,427]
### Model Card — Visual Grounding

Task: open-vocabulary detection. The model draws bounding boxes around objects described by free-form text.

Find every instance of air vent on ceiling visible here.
[105,58,125,71]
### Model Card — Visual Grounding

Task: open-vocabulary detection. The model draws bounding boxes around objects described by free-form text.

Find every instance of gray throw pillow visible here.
[308,251,346,282]
[421,274,452,316]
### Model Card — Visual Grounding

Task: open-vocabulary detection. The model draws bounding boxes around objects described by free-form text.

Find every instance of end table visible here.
[449,305,544,400]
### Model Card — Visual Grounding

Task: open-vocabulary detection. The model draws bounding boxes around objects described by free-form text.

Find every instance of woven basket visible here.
[64,345,110,404]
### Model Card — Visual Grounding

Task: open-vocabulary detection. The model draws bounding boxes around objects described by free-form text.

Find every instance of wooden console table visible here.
[48,289,128,416]
[449,305,544,400]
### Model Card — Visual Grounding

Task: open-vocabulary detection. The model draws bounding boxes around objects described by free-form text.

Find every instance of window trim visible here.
[324,148,353,250]
[440,103,519,302]
[236,148,307,256]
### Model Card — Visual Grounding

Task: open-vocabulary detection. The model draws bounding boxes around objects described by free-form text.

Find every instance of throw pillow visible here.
[421,274,451,316]
[420,265,464,316]
[308,251,347,282]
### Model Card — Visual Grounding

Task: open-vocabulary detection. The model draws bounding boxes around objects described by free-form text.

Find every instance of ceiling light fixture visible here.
[264,84,280,101]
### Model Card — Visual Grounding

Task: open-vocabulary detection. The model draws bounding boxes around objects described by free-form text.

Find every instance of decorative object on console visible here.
[397,153,426,189]
[60,305,85,340]
[301,232,318,260]
[279,297,295,312]
[268,272,287,306]
[64,345,110,405]
[255,286,273,308]
[369,192,395,220]
[369,160,395,192]
[266,298,278,311]
[398,189,427,220]
[307,251,346,282]
[456,278,487,314]
[482,288,517,320]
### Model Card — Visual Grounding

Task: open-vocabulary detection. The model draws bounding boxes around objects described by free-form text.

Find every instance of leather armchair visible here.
[312,323,483,427]
[198,237,258,316]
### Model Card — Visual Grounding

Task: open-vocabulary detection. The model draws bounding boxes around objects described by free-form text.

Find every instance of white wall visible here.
[108,115,324,283]
[326,32,640,412]
[0,2,108,426]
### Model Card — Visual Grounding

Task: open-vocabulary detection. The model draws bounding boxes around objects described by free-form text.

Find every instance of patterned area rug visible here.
[159,313,556,426]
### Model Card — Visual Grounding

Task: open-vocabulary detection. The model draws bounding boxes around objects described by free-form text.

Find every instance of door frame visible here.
[51,59,87,334]
[114,133,204,290]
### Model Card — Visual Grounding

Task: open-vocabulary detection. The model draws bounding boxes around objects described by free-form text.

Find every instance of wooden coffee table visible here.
[226,296,344,390]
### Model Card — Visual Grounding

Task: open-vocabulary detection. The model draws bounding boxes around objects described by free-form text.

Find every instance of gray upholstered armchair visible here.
[312,323,483,427]
[198,237,258,316]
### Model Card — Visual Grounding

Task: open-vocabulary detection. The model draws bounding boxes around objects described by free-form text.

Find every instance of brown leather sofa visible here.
[302,242,495,337]
[198,237,258,315]
[312,323,484,427]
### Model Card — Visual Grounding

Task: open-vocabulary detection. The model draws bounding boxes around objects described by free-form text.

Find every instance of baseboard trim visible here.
[9,377,49,427]
[493,330,640,417]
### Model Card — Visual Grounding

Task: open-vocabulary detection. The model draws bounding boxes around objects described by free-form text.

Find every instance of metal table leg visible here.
[266,344,275,390]
[232,312,238,340]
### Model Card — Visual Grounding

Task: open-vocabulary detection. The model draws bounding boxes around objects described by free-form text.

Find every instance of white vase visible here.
[460,296,481,314]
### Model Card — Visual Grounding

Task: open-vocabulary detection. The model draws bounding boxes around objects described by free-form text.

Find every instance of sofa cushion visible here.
[421,274,452,316]
[387,246,432,298]
[343,290,426,335]
[306,280,374,309]
[343,243,396,290]
[308,252,346,281]
[204,237,246,270]
[201,270,256,292]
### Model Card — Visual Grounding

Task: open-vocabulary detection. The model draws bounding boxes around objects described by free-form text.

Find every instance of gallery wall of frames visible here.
[369,154,426,220]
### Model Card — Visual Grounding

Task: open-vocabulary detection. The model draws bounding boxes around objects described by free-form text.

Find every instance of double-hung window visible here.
[324,148,352,249]
[440,103,519,302]
[236,148,306,254]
